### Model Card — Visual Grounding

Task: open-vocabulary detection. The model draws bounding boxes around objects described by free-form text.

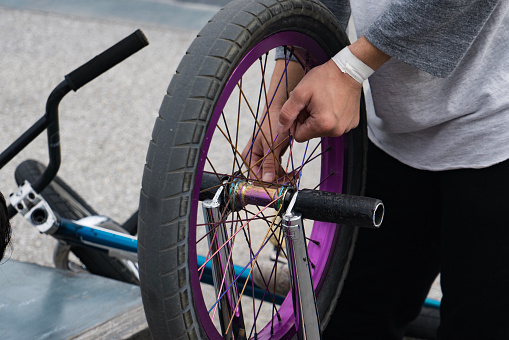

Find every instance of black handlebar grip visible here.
[293,189,384,228]
[64,29,149,91]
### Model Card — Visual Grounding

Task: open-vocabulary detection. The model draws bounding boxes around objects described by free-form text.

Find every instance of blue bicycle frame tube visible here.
[196,255,285,305]
[56,217,284,304]
[56,217,137,256]
[56,217,282,304]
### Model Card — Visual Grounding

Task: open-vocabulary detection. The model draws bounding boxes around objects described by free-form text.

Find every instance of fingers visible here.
[292,99,360,142]
[261,152,277,183]
[241,141,259,178]
[242,131,285,183]
[260,133,286,183]
[278,88,308,134]
[277,62,362,142]
[294,115,336,142]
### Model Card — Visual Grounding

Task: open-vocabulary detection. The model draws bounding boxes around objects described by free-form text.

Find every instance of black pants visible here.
[324,143,509,339]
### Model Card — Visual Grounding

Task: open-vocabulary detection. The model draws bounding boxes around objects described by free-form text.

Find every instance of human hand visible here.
[241,59,304,183]
[277,59,363,142]
[241,103,291,183]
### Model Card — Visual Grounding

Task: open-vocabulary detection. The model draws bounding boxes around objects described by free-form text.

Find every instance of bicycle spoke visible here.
[197,195,282,274]
[220,111,244,174]
[207,219,279,314]
[236,85,289,182]
[243,55,296,163]
[225,211,283,336]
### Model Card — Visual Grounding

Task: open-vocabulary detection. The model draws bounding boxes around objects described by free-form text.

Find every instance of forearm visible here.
[348,36,390,72]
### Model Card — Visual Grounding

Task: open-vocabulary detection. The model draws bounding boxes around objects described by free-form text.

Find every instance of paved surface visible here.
[0,3,200,265]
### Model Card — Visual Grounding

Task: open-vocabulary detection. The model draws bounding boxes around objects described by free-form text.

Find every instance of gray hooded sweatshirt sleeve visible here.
[321,0,500,77]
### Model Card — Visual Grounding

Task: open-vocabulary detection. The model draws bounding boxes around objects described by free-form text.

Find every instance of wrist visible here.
[331,46,375,84]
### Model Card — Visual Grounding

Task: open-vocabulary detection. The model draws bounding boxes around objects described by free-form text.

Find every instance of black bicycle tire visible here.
[15,159,139,285]
[138,0,366,338]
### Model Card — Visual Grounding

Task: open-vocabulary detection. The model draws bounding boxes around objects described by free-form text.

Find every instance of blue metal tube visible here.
[197,255,285,305]
[57,217,137,253]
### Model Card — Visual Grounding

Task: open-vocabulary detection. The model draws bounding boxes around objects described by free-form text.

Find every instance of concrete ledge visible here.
[0,260,148,339]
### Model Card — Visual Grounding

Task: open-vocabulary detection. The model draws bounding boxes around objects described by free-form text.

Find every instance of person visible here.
[0,191,11,261]
[243,0,509,338]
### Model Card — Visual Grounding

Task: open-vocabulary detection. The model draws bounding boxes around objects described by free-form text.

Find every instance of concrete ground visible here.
[0,1,441,339]
[0,2,203,266]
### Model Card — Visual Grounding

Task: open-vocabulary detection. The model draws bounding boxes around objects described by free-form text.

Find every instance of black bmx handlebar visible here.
[65,30,148,92]
[1,29,149,218]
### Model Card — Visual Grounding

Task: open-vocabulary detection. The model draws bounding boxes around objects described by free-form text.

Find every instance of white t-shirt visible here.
[350,0,509,170]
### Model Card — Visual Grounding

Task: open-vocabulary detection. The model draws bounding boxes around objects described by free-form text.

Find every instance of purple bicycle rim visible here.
[189,31,345,339]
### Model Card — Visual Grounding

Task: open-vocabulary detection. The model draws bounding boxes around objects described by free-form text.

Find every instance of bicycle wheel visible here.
[139,0,366,338]
[15,159,139,285]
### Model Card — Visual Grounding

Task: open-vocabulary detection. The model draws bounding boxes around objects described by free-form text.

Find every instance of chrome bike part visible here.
[283,193,321,340]
[203,186,247,339]
[10,181,58,234]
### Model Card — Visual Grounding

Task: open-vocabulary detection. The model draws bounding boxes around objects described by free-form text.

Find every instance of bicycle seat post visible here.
[283,193,321,340]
